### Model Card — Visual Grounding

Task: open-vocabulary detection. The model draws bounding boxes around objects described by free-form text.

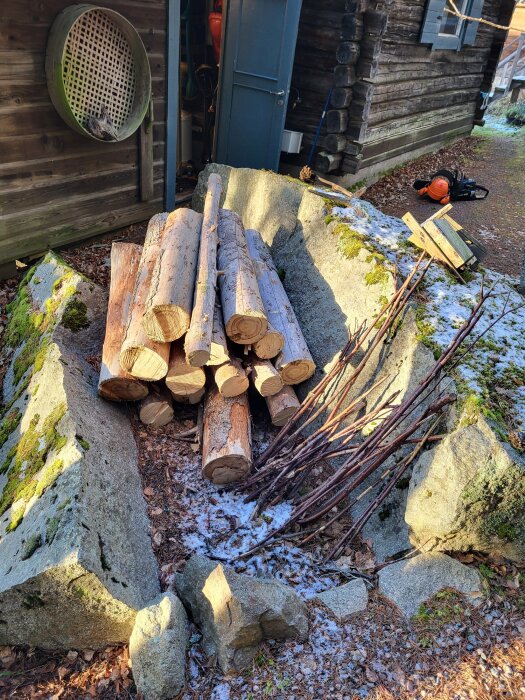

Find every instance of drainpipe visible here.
[165,0,181,210]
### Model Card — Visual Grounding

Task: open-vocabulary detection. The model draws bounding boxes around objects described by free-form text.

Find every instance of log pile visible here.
[98,174,316,485]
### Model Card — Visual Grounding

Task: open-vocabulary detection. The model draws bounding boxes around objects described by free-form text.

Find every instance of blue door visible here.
[215,0,302,170]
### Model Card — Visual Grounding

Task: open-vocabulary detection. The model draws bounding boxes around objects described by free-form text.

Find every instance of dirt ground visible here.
[363,125,525,278]
[1,125,525,699]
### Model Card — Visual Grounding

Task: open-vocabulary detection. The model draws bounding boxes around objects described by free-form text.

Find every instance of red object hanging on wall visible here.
[208,11,222,64]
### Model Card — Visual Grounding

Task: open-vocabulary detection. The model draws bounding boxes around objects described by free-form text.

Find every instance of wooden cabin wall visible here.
[0,0,167,266]
[342,0,504,174]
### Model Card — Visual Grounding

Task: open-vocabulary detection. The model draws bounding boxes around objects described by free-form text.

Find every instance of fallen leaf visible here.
[150,507,163,516]
[143,486,155,497]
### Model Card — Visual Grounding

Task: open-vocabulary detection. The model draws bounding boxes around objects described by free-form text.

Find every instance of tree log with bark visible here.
[213,357,249,398]
[139,384,174,427]
[265,385,301,426]
[245,228,315,385]
[217,209,268,344]
[98,243,149,401]
[120,214,171,380]
[202,387,252,484]
[143,208,202,342]
[165,342,207,396]
[253,323,284,360]
[206,300,230,366]
[250,358,283,397]
[185,173,223,366]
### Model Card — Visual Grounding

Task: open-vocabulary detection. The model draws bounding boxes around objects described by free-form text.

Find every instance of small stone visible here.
[129,592,188,700]
[377,552,483,618]
[315,579,368,620]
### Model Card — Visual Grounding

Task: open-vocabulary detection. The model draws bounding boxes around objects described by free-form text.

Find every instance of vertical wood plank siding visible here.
[0,0,167,265]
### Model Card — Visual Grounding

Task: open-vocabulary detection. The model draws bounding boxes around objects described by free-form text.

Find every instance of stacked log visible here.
[98,243,149,402]
[139,384,174,427]
[165,343,206,397]
[266,386,301,427]
[245,228,315,385]
[213,357,249,398]
[185,173,223,367]
[119,213,171,381]
[250,358,283,397]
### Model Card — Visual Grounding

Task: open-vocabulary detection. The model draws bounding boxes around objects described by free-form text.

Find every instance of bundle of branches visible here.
[235,270,518,563]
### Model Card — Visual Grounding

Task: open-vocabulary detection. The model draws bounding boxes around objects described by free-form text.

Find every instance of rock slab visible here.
[378,552,483,618]
[175,554,308,672]
[315,578,368,620]
[0,253,159,648]
[405,408,525,563]
[129,592,188,700]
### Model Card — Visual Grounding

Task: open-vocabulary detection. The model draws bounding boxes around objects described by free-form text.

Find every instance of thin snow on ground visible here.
[331,199,525,429]
[479,113,523,135]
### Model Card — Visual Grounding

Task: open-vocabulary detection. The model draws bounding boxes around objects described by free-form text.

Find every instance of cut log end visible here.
[186,348,211,368]
[98,377,149,402]
[143,305,190,343]
[214,358,249,398]
[278,359,316,385]
[265,385,300,427]
[139,389,174,428]
[170,387,205,404]
[120,346,169,381]
[225,313,267,345]
[253,328,285,360]
[250,358,283,397]
[166,343,207,396]
[202,455,251,485]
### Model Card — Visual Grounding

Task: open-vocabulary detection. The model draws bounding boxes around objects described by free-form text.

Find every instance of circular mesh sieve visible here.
[62,9,136,131]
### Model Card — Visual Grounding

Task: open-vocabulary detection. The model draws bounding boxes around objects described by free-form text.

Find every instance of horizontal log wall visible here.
[342,0,506,174]
[0,0,167,265]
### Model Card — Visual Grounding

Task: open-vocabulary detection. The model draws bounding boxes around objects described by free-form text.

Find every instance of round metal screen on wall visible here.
[46,4,151,142]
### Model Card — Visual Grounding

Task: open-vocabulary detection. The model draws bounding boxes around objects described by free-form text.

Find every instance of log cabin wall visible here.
[0,0,167,267]
[342,0,514,176]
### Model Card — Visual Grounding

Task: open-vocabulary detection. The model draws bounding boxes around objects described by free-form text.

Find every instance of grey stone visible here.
[175,554,308,672]
[315,579,368,620]
[405,407,525,562]
[377,552,484,618]
[0,253,159,649]
[129,592,188,700]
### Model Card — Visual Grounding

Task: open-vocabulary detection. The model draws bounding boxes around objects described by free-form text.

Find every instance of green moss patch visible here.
[333,223,367,259]
[0,408,21,448]
[61,299,89,332]
[21,533,42,560]
[365,265,390,287]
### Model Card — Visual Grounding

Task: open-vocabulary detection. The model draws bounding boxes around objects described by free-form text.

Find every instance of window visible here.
[420,0,484,51]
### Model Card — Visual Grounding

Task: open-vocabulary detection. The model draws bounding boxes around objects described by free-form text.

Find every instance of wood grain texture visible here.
[266,385,300,427]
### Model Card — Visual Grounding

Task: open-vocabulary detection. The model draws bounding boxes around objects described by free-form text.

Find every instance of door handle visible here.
[269,89,285,96]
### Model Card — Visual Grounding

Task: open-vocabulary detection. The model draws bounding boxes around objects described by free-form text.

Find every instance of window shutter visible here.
[420,0,446,45]
[463,0,484,46]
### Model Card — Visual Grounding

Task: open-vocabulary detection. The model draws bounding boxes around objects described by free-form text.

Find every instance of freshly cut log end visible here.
[166,343,206,396]
[253,325,285,360]
[119,345,169,381]
[225,312,267,346]
[98,376,149,402]
[266,385,300,427]
[185,173,222,366]
[143,305,190,344]
[143,208,202,342]
[98,242,149,402]
[139,386,174,428]
[170,387,205,405]
[206,301,230,366]
[277,358,316,386]
[250,358,283,397]
[217,209,268,345]
[202,387,252,485]
[214,357,249,398]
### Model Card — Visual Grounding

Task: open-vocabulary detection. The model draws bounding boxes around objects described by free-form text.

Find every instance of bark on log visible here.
[250,358,283,397]
[206,300,230,366]
[217,209,268,344]
[98,243,149,402]
[143,208,202,342]
[185,173,222,366]
[202,387,252,484]
[331,88,353,109]
[170,387,205,405]
[253,323,284,360]
[120,214,171,381]
[266,385,301,427]
[326,109,349,133]
[213,357,249,398]
[166,342,207,396]
[139,384,174,427]
[334,64,357,87]
[245,229,315,385]
[316,151,343,174]
[324,133,348,153]
[336,41,360,65]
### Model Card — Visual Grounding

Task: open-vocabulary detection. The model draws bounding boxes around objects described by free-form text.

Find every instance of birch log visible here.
[266,385,301,426]
[217,209,268,344]
[120,214,170,380]
[185,173,222,366]
[245,228,315,385]
[213,357,249,398]
[170,387,205,405]
[206,300,230,366]
[202,387,252,484]
[253,323,284,360]
[165,342,206,396]
[139,384,174,427]
[98,243,149,401]
[143,208,202,341]
[250,358,283,397]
